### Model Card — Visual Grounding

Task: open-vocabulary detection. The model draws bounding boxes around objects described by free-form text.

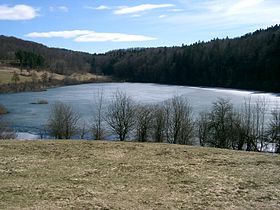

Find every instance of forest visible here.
[0,35,93,74]
[1,24,280,92]
[92,24,280,92]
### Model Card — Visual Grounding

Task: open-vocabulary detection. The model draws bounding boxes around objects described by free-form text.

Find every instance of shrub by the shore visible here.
[30,100,48,105]
[0,104,8,115]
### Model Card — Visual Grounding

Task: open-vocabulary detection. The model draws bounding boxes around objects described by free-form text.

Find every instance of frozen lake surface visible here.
[0,82,279,138]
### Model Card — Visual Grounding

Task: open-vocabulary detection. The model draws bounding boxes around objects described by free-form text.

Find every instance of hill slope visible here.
[0,140,279,209]
[1,24,280,92]
[92,25,280,92]
[0,35,94,74]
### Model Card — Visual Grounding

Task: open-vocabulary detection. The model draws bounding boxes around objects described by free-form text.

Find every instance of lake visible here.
[0,82,279,139]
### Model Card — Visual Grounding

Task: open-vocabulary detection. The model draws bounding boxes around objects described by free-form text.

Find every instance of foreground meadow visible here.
[0,140,280,209]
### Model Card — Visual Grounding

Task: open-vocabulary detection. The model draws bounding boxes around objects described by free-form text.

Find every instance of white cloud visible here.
[26,30,91,39]
[164,0,280,29]
[95,5,110,10]
[131,14,142,18]
[159,15,167,18]
[26,30,157,42]
[84,5,110,10]
[114,4,174,15]
[168,9,184,12]
[58,6,68,12]
[226,0,263,15]
[49,6,68,12]
[75,32,156,42]
[0,4,38,20]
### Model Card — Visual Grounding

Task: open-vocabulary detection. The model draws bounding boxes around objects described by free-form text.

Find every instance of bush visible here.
[164,96,194,145]
[0,120,15,139]
[268,106,280,153]
[47,102,80,139]
[135,105,154,142]
[31,100,48,105]
[0,104,8,115]
[105,92,135,141]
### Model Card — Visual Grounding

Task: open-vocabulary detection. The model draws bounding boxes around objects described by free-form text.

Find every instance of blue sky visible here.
[1,0,280,53]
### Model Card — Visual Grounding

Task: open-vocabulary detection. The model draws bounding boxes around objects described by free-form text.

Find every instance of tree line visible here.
[38,92,279,153]
[0,35,93,74]
[1,25,280,92]
[15,50,44,70]
[0,92,279,153]
[91,25,280,92]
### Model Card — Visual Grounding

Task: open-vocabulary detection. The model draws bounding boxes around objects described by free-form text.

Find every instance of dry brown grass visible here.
[0,140,280,209]
[0,67,31,84]
[0,67,109,85]
[69,72,107,81]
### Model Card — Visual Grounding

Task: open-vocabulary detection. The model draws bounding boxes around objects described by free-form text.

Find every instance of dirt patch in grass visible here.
[0,141,280,209]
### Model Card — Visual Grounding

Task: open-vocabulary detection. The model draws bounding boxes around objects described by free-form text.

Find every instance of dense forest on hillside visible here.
[1,25,280,92]
[0,36,94,74]
[92,25,280,92]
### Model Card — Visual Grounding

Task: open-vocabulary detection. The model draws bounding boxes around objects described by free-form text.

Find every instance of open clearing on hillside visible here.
[0,67,31,83]
[0,67,108,84]
[0,140,280,209]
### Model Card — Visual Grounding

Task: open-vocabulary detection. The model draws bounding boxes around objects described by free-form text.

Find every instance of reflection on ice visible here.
[16,132,39,140]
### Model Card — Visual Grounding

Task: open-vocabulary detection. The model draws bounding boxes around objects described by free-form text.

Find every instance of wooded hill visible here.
[0,35,94,74]
[1,24,280,92]
[93,24,280,92]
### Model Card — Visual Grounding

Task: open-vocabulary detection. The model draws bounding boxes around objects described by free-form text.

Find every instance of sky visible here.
[1,0,280,53]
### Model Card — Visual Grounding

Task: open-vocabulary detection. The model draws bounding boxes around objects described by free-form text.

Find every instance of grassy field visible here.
[0,67,31,84]
[0,140,280,209]
[0,67,109,85]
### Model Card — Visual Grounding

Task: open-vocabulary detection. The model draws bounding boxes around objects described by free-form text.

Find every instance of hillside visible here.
[0,66,111,93]
[0,140,280,209]
[0,35,94,74]
[92,25,280,92]
[1,24,280,92]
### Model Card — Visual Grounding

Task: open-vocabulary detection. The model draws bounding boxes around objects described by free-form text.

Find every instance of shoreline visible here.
[1,80,279,96]
[0,76,113,94]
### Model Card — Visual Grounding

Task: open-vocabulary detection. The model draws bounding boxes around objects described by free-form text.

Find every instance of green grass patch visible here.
[0,70,31,84]
[0,140,280,209]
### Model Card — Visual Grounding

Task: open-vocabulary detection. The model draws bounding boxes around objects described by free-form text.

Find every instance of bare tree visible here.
[207,98,235,149]
[135,104,154,142]
[231,111,247,150]
[47,102,80,139]
[242,97,256,151]
[79,120,87,139]
[31,71,38,85]
[0,104,15,139]
[164,96,194,145]
[268,104,280,153]
[241,97,268,151]
[0,119,16,139]
[91,90,105,140]
[197,112,209,146]
[255,98,268,151]
[11,71,20,85]
[105,91,135,141]
[197,104,246,150]
[41,72,48,87]
[152,104,166,143]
